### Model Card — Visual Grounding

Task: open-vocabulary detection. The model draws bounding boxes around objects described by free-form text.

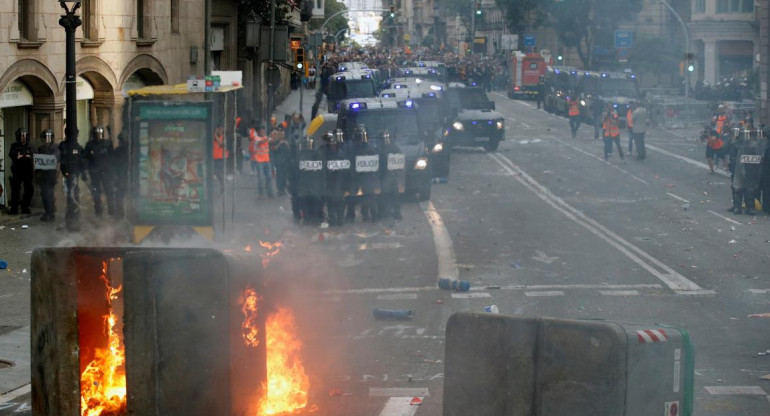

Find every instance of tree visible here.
[494,0,546,43]
[544,0,642,69]
[308,0,349,35]
[238,0,291,26]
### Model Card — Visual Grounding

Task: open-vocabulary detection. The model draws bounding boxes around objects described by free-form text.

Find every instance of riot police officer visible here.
[37,129,59,221]
[348,125,381,222]
[322,130,350,227]
[295,135,325,225]
[83,126,115,217]
[8,128,34,215]
[378,130,405,221]
[59,132,86,231]
[729,127,766,215]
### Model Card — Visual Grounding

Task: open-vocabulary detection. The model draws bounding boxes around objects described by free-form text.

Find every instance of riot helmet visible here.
[335,129,345,144]
[91,126,106,141]
[382,130,392,145]
[355,124,368,143]
[299,135,314,151]
[41,129,54,143]
[15,128,28,144]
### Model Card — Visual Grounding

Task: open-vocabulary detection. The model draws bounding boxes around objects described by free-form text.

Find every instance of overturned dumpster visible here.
[30,248,269,416]
[444,313,694,416]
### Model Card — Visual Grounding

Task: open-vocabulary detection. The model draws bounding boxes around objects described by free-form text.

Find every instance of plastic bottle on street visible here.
[373,308,415,321]
[483,304,499,314]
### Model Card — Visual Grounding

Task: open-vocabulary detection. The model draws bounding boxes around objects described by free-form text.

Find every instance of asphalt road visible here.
[3,90,770,415]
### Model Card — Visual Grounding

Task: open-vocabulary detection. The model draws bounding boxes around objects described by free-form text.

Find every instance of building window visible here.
[717,0,754,12]
[137,0,145,38]
[695,0,705,13]
[82,0,96,40]
[18,0,29,39]
[742,0,753,12]
[171,0,179,33]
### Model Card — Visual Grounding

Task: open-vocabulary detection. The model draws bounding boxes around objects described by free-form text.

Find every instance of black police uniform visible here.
[37,130,59,221]
[295,138,325,225]
[59,139,85,231]
[8,129,34,214]
[731,131,766,215]
[322,135,351,227]
[378,135,405,221]
[348,135,381,222]
[83,128,115,216]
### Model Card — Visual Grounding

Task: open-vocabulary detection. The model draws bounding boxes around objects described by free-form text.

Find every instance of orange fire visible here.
[241,287,261,348]
[258,307,310,415]
[80,262,127,416]
[258,240,283,268]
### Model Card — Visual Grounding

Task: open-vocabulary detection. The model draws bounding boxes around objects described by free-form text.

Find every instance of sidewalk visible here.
[0,87,314,396]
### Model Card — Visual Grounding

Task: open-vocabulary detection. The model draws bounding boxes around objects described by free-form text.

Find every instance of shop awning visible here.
[127,84,243,97]
[0,80,33,109]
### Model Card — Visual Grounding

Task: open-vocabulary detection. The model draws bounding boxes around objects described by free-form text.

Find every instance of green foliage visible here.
[494,0,546,34]
[627,35,682,76]
[308,0,349,34]
[238,0,290,25]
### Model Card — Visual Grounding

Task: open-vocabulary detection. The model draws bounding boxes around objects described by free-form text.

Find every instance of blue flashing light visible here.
[404,70,412,74]
[418,63,426,67]
[630,74,637,79]
[554,69,560,74]
[403,99,414,108]
[471,82,478,87]
[427,92,436,97]
[362,75,371,79]
[601,73,609,78]
[570,71,577,75]
[339,66,347,71]
[350,102,367,111]
[487,121,493,125]
[612,103,618,108]
[335,76,345,81]
[430,85,442,91]
[585,72,590,76]
[383,93,394,98]
[471,121,478,125]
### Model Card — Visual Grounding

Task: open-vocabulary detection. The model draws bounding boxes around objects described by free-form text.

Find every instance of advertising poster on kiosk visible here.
[132,101,213,227]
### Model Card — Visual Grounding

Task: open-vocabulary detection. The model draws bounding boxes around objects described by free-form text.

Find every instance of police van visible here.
[543,65,580,116]
[337,98,433,200]
[327,70,379,113]
[445,82,505,151]
[577,71,641,127]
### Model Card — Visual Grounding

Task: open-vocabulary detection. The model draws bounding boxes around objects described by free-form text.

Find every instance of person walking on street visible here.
[591,99,604,139]
[713,105,730,136]
[250,124,273,198]
[567,95,581,138]
[8,128,34,215]
[631,103,648,160]
[603,109,624,161]
[701,128,727,174]
[626,103,635,156]
[536,76,545,110]
[270,129,291,196]
[36,129,59,221]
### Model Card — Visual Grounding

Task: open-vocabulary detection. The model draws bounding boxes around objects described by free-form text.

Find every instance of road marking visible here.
[749,289,770,294]
[323,283,662,296]
[324,286,436,295]
[646,144,730,178]
[376,293,418,300]
[520,122,531,128]
[600,290,640,296]
[378,397,424,416]
[674,289,717,296]
[707,210,742,225]
[666,192,690,203]
[488,152,703,292]
[525,291,565,297]
[549,136,649,185]
[422,201,459,282]
[451,292,491,299]
[480,283,661,291]
[0,384,30,404]
[370,388,430,397]
[532,250,558,264]
[704,386,767,395]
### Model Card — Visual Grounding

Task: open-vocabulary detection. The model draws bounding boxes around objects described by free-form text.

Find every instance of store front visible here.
[62,76,95,146]
[0,80,33,207]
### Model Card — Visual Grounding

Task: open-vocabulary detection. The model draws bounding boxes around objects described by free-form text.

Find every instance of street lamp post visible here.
[59,1,82,232]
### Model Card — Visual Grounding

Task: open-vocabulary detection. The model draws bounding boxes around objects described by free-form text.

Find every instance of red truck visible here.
[507,51,552,100]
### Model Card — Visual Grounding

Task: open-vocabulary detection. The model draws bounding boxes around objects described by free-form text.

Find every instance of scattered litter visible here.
[749,313,770,318]
[728,239,737,244]
[0,260,7,269]
[10,228,15,231]
[759,351,769,357]
[703,191,708,196]
[22,268,27,274]
[485,286,501,290]
[682,204,690,211]
[483,305,499,314]
[438,278,471,292]
[472,190,480,195]
[0,225,5,230]
[665,184,675,188]
[320,222,329,229]
[318,233,325,242]
[410,397,422,406]
[760,374,770,380]
[373,308,414,321]
[329,389,351,397]
[731,226,736,231]
[21,225,29,229]
[435,300,444,304]
[716,379,724,383]
[543,170,553,174]
[25,251,32,254]
[510,262,521,269]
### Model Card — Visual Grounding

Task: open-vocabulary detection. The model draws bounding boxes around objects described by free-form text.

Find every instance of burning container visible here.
[31,248,267,416]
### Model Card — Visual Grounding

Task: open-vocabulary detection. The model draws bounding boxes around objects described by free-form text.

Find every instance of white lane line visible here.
[707,210,742,225]
[488,152,702,292]
[451,292,491,299]
[749,289,770,294]
[548,136,649,185]
[704,386,767,395]
[370,388,430,397]
[674,289,717,296]
[376,293,418,300]
[323,286,436,295]
[0,384,31,404]
[520,122,531,129]
[666,192,690,203]
[378,397,424,416]
[600,290,640,296]
[479,283,661,290]
[646,144,730,178]
[525,291,565,297]
[423,201,459,282]
[324,283,662,296]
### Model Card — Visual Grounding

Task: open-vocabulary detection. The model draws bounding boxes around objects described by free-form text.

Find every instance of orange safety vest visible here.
[715,114,727,135]
[707,134,724,150]
[603,117,620,138]
[568,101,580,116]
[213,134,228,160]
[249,136,270,163]
[626,108,633,129]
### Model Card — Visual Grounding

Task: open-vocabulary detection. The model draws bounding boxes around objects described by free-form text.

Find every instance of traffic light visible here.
[475,1,482,15]
[389,6,395,18]
[685,52,695,73]
[295,47,305,71]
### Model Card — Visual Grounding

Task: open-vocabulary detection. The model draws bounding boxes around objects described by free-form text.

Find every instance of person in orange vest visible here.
[712,105,730,136]
[213,125,229,188]
[701,127,727,174]
[626,102,635,156]
[602,108,624,161]
[567,95,581,138]
[249,123,273,198]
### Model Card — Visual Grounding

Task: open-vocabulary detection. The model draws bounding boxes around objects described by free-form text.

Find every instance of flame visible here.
[80,261,127,416]
[241,287,261,348]
[244,245,253,252]
[258,307,310,415]
[258,241,283,269]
